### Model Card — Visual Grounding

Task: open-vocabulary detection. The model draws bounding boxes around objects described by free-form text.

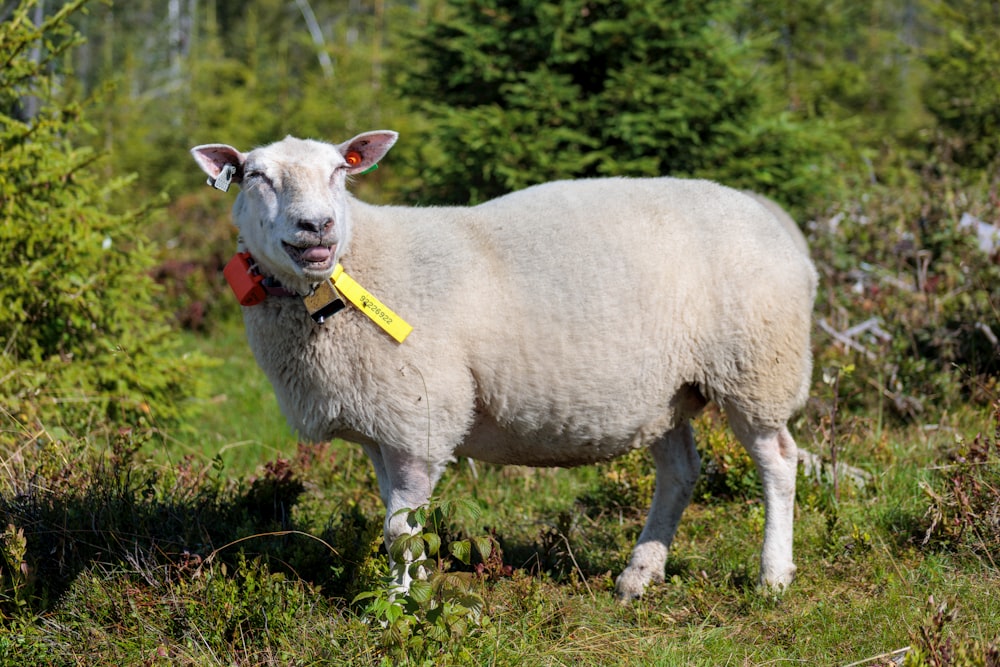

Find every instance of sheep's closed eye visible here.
[330,166,349,186]
[244,170,273,189]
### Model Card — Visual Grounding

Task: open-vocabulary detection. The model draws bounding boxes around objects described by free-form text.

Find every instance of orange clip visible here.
[345,151,362,167]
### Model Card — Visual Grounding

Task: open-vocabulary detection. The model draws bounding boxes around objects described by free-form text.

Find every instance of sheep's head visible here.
[191,131,397,293]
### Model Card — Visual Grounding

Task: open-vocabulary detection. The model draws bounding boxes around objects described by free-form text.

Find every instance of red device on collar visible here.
[223,252,268,306]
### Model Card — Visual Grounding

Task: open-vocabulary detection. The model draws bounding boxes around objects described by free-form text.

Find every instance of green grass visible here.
[166,321,301,475]
[1,317,998,666]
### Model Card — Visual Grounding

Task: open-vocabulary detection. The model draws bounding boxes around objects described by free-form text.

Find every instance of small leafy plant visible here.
[919,402,1000,560]
[694,410,761,503]
[0,524,29,620]
[902,597,1000,667]
[354,499,498,664]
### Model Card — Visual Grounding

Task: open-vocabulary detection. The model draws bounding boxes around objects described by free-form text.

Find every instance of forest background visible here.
[1,0,999,665]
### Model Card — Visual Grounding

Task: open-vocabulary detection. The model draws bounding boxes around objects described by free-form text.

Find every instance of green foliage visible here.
[0,524,29,620]
[66,1,430,330]
[354,499,497,665]
[922,1,1000,170]
[0,420,381,626]
[919,403,1000,560]
[4,2,1000,664]
[173,555,317,652]
[810,173,1000,420]
[0,0,209,434]
[582,412,763,514]
[584,449,656,517]
[75,1,423,201]
[397,0,845,210]
[2,351,999,664]
[738,0,926,132]
[6,554,345,665]
[693,412,762,503]
[903,598,1000,667]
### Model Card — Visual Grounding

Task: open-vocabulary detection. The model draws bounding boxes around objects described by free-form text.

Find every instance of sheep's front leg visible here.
[361,443,443,591]
[615,423,701,601]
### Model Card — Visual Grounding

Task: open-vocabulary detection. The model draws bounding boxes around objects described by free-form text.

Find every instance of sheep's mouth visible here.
[283,243,336,272]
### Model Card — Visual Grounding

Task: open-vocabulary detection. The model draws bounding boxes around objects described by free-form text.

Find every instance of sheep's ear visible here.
[190,144,246,186]
[336,131,398,175]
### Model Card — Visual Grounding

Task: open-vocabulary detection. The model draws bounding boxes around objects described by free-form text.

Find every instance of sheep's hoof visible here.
[614,566,660,603]
[758,565,796,596]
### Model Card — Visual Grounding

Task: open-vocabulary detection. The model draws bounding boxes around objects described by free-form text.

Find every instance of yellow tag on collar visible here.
[330,264,413,343]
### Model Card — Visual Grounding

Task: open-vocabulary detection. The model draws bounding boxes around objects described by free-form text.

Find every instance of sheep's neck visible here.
[223,251,301,305]
[223,251,412,342]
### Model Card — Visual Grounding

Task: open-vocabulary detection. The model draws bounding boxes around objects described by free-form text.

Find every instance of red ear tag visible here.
[223,252,267,306]
[345,151,362,167]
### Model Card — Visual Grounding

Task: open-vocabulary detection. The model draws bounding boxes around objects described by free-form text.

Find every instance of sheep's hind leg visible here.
[725,411,798,592]
[615,423,701,601]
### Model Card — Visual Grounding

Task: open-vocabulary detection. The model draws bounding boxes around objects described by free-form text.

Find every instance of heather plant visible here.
[903,597,1000,667]
[0,423,380,623]
[919,402,1000,560]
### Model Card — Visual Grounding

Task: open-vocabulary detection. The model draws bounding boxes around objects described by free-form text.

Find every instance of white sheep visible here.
[190,131,818,600]
[743,191,810,257]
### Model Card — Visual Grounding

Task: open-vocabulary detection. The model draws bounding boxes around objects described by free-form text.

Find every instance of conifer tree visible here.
[397,0,843,209]
[922,0,1000,169]
[0,0,207,438]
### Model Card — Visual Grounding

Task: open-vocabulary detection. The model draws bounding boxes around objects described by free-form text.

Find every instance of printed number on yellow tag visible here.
[331,265,413,343]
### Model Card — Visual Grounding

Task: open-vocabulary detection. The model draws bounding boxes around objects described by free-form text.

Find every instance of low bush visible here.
[355,499,500,664]
[903,597,1000,667]
[810,171,1000,422]
[0,426,384,623]
[918,402,1000,560]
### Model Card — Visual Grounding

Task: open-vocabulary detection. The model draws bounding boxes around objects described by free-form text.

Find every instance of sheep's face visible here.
[191,131,398,293]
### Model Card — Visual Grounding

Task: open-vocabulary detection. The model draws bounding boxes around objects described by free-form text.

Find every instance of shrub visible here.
[693,411,761,503]
[0,0,209,436]
[922,0,1000,170]
[582,411,762,515]
[810,174,1000,420]
[903,597,1000,667]
[918,402,1000,560]
[354,499,498,664]
[396,0,847,212]
[0,427,383,622]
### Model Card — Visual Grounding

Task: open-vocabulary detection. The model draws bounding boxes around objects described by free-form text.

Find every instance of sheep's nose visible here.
[296,217,334,233]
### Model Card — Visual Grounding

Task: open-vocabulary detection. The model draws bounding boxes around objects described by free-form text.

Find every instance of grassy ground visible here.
[1,318,998,666]
[164,324,301,474]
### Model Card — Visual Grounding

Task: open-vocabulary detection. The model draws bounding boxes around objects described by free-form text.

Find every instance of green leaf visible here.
[390,534,425,562]
[457,592,485,618]
[409,505,429,529]
[449,539,472,565]
[423,531,441,557]
[351,590,378,605]
[408,579,433,604]
[472,535,495,561]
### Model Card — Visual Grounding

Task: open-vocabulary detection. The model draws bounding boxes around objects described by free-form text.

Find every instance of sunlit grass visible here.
[165,319,298,475]
[2,317,997,666]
